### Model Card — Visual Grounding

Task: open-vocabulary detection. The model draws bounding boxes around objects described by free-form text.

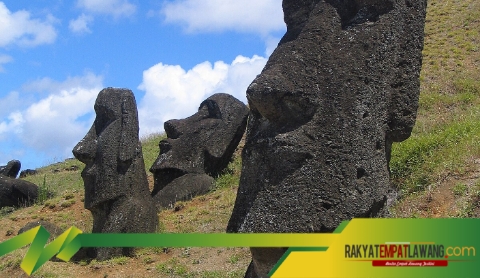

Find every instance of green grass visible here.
[391,109,480,193]
[155,257,244,278]
[453,183,468,196]
[141,132,166,172]
[156,258,190,277]
[214,156,242,190]
[22,159,84,197]
[390,0,480,198]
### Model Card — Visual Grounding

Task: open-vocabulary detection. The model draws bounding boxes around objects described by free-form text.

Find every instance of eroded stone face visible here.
[227,0,427,276]
[73,87,158,260]
[150,93,249,209]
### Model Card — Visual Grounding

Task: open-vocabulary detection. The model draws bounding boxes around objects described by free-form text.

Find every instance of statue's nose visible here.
[72,127,97,164]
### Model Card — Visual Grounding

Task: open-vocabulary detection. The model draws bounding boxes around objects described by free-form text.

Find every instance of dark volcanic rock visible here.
[19,169,38,178]
[73,87,158,261]
[0,175,38,208]
[227,0,427,276]
[152,173,215,209]
[150,93,249,210]
[0,160,21,178]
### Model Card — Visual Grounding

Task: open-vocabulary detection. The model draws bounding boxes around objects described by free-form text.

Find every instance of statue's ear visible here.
[118,94,139,163]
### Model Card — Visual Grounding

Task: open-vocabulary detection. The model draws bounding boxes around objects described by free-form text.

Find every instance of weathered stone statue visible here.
[150,93,249,210]
[0,159,38,208]
[73,88,158,260]
[0,160,21,178]
[0,175,38,208]
[227,0,427,276]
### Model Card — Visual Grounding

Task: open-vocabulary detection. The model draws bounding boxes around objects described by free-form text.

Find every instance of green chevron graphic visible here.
[0,225,334,276]
[2,219,479,277]
[0,225,82,275]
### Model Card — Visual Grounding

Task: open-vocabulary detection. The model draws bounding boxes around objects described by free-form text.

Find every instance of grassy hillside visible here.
[1,0,479,276]
[390,0,480,217]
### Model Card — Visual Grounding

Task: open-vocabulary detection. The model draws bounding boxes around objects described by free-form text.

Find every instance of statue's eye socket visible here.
[94,106,116,135]
[200,100,222,119]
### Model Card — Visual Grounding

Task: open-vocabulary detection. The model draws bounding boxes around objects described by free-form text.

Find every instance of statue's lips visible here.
[80,163,94,178]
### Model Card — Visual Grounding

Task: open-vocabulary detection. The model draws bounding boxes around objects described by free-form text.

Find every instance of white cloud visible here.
[0,2,57,47]
[22,72,103,94]
[0,54,13,72]
[77,0,136,18]
[21,87,99,154]
[137,55,267,135]
[265,35,281,56]
[0,73,103,164]
[0,91,23,119]
[161,0,285,36]
[0,112,23,139]
[69,14,94,34]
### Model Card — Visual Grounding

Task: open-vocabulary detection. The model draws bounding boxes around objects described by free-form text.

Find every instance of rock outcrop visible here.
[19,169,38,178]
[227,0,427,276]
[73,87,158,260]
[150,93,249,210]
[0,160,21,178]
[0,175,38,208]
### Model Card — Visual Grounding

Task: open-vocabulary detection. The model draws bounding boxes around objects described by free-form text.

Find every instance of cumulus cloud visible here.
[77,0,136,18]
[21,72,103,95]
[0,2,57,47]
[20,87,99,154]
[161,0,285,36]
[0,54,13,72]
[0,91,23,120]
[69,14,94,34]
[0,73,103,167]
[137,55,267,135]
[0,111,23,139]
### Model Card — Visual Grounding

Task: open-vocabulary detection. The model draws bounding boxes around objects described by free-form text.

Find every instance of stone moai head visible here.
[150,93,249,196]
[227,0,427,276]
[72,88,157,260]
[73,88,143,209]
[0,160,21,178]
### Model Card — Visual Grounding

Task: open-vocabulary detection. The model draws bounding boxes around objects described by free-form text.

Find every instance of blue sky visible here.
[0,0,286,171]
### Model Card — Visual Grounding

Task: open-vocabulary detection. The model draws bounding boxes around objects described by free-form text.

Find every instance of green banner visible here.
[0,219,479,277]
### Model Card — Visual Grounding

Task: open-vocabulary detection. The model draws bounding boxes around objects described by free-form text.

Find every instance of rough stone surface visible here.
[227,0,427,276]
[73,87,158,260]
[150,93,248,209]
[152,173,215,209]
[0,175,38,208]
[0,160,21,178]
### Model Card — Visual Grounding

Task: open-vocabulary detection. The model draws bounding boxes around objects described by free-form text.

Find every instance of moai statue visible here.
[0,176,38,208]
[73,88,158,260]
[0,159,38,208]
[227,0,427,276]
[150,93,249,210]
[0,160,21,178]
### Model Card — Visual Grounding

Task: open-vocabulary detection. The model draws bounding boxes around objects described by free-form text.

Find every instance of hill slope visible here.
[391,0,480,217]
